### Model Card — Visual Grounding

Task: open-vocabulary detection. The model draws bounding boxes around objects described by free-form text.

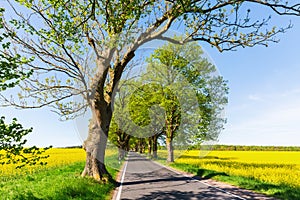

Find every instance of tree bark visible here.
[139,139,143,153]
[148,137,152,158]
[134,142,138,152]
[118,147,125,161]
[152,135,158,159]
[138,138,145,153]
[117,130,130,160]
[81,104,113,182]
[124,137,130,152]
[166,137,174,162]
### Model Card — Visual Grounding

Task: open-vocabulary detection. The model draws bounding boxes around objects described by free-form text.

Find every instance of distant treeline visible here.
[62,145,300,151]
[195,145,300,151]
[60,145,83,149]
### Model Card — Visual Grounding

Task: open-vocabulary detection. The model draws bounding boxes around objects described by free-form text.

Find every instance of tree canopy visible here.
[0,0,299,180]
[0,0,298,114]
[115,40,228,162]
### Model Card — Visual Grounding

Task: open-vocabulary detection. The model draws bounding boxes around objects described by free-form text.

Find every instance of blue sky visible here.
[1,3,300,147]
[202,13,300,146]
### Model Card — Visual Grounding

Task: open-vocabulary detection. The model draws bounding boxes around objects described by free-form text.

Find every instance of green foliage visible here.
[0,8,50,169]
[116,41,228,160]
[0,8,33,91]
[138,41,228,144]
[0,116,51,168]
[0,0,297,123]
[1,0,299,180]
[129,83,179,129]
[0,8,50,168]
[0,0,297,118]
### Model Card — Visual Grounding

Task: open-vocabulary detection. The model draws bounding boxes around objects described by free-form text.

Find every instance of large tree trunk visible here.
[81,104,113,182]
[152,135,158,159]
[80,47,134,182]
[166,137,174,162]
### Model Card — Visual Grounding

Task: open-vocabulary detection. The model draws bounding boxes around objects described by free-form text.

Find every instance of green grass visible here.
[0,161,119,200]
[159,160,300,200]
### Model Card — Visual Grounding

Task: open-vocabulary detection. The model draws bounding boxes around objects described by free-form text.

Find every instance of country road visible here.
[112,152,277,200]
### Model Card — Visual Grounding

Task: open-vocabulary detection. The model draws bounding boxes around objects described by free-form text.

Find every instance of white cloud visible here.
[248,94,263,101]
[280,88,300,97]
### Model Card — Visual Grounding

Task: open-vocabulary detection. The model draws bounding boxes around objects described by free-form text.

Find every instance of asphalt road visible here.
[114,152,246,200]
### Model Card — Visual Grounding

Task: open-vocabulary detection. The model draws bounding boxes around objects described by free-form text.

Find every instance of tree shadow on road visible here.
[122,176,192,186]
[194,168,229,180]
[122,188,241,200]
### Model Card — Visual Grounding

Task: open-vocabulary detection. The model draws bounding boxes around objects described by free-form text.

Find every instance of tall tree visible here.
[129,41,228,162]
[112,80,166,158]
[0,1,299,181]
[128,83,181,162]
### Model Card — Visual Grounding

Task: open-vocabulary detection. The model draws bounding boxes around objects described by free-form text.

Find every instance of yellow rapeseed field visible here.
[0,148,117,176]
[162,150,300,187]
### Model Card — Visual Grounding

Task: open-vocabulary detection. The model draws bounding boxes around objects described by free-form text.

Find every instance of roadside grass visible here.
[167,162,300,200]
[156,150,300,200]
[0,148,122,200]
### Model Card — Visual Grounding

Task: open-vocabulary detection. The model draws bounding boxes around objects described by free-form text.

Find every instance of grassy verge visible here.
[0,162,119,200]
[0,149,122,200]
[155,157,300,200]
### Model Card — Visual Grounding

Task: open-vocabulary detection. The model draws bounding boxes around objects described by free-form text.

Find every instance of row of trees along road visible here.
[109,41,228,163]
[0,1,299,181]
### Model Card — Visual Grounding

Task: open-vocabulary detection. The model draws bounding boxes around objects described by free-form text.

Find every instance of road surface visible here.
[113,152,261,200]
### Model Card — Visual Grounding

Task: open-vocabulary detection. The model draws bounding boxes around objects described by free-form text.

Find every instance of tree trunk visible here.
[139,138,143,153]
[152,135,158,159]
[166,137,174,162]
[134,142,138,152]
[118,147,125,161]
[125,137,130,152]
[148,137,152,158]
[117,131,130,160]
[81,105,112,182]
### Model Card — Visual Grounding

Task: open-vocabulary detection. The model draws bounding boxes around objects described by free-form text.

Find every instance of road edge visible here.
[151,159,278,200]
[150,159,246,200]
[111,157,129,200]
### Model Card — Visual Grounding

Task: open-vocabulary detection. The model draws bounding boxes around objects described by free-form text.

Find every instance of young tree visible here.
[0,1,299,181]
[0,117,50,168]
[0,8,50,168]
